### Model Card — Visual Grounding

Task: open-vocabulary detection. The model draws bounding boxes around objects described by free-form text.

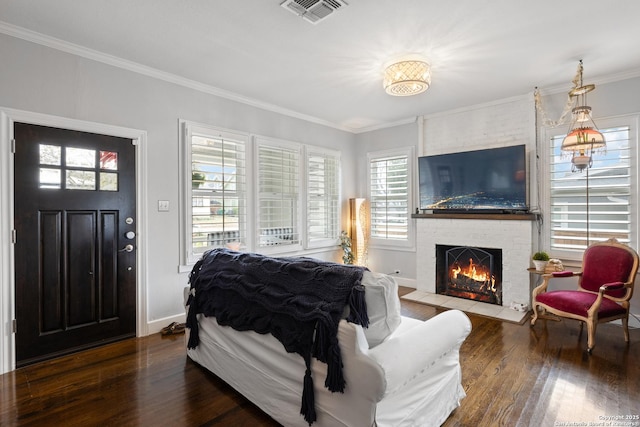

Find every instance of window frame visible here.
[366,146,415,251]
[180,122,343,267]
[305,146,341,249]
[179,120,249,265]
[253,135,304,255]
[541,114,638,262]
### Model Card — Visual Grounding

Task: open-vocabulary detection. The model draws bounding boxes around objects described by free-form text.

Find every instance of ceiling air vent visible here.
[280,0,348,24]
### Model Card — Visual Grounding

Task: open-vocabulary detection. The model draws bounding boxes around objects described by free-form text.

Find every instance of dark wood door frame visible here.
[0,109,148,374]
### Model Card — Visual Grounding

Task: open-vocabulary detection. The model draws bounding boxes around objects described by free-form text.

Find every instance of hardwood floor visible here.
[1,287,638,426]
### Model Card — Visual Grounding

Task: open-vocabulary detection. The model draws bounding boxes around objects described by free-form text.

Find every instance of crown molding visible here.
[3,21,639,135]
[422,93,533,121]
[352,116,418,134]
[534,68,640,96]
[0,21,354,133]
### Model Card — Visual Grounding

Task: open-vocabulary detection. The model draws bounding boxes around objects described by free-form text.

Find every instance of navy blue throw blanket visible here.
[186,248,369,425]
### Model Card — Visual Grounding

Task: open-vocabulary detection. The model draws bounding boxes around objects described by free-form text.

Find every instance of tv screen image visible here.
[418,145,527,212]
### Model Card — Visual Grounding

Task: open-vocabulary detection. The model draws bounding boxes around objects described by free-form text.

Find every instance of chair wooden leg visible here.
[586,318,596,354]
[622,315,630,342]
[530,303,539,326]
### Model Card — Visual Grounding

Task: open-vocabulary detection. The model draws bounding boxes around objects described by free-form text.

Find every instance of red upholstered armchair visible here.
[531,238,639,354]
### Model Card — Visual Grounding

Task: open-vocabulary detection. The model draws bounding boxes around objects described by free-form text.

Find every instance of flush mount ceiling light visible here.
[561,60,606,172]
[383,59,431,96]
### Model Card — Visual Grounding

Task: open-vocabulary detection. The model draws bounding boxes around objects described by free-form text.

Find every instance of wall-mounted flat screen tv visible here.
[418,144,527,212]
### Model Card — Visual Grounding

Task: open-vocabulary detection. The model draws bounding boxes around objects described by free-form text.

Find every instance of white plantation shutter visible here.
[549,125,632,255]
[181,123,345,263]
[186,124,247,263]
[369,153,410,241]
[257,140,301,251]
[306,149,340,246]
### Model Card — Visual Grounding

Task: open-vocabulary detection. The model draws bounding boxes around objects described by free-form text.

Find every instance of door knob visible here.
[119,244,134,253]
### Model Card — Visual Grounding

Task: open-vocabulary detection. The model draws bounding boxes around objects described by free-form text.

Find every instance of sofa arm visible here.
[366,309,471,396]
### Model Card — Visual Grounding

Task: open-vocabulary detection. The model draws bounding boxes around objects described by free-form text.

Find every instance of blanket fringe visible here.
[186,257,205,349]
[346,284,368,328]
[301,362,317,425]
[324,339,345,392]
[186,303,200,349]
[312,321,328,362]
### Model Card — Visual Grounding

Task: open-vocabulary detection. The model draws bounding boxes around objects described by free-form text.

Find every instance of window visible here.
[306,148,340,247]
[38,144,119,191]
[368,148,414,248]
[548,122,635,259]
[182,121,247,264]
[181,121,342,265]
[256,137,301,252]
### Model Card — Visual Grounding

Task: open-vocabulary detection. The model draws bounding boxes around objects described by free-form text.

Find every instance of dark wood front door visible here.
[14,122,137,366]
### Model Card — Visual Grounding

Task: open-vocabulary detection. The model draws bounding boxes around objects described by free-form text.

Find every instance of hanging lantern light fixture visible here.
[561,60,606,172]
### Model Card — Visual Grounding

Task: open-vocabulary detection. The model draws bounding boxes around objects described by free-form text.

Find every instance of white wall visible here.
[353,122,418,285]
[0,34,358,338]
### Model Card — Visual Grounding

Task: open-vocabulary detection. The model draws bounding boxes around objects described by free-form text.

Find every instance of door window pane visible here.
[39,144,61,165]
[100,151,118,170]
[66,170,96,190]
[100,172,118,191]
[66,147,95,168]
[39,168,61,189]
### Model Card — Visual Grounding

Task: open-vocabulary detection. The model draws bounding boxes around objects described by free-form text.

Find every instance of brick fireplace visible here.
[416,215,534,307]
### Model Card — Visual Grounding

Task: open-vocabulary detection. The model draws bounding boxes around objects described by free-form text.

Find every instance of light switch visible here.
[158,200,170,212]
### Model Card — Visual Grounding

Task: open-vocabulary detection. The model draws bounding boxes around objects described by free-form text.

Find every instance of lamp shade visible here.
[561,127,606,152]
[349,198,369,266]
[383,60,431,96]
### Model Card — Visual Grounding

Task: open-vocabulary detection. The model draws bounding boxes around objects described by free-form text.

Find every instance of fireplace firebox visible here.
[435,245,503,305]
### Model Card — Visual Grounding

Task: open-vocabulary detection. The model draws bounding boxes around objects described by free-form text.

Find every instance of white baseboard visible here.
[620,312,640,329]
[593,312,640,329]
[393,276,416,289]
[146,313,186,335]
[632,312,640,329]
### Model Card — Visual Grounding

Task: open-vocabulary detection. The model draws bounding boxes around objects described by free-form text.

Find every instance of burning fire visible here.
[451,258,496,292]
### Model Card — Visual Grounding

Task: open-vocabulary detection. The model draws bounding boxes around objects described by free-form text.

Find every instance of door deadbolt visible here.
[125,231,136,239]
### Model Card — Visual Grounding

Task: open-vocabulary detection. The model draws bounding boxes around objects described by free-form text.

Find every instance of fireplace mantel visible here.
[412,213,538,221]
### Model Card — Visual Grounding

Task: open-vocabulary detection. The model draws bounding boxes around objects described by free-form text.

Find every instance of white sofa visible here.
[185,271,471,427]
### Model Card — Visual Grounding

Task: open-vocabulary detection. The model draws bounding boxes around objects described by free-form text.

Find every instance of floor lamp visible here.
[560,60,606,248]
[349,198,369,266]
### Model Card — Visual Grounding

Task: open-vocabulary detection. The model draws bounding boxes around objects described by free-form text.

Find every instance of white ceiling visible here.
[1,0,640,133]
